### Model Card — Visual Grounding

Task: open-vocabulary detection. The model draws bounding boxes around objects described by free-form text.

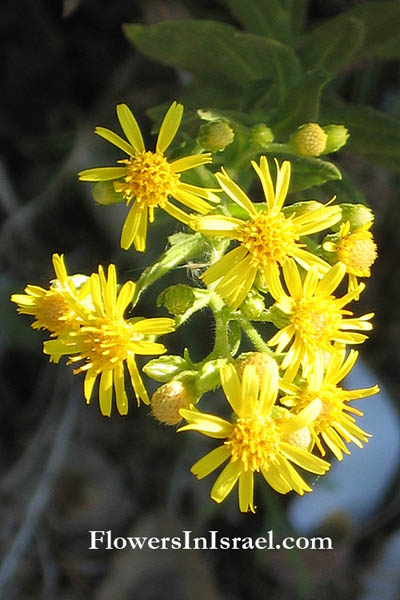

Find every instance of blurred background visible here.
[1,0,400,598]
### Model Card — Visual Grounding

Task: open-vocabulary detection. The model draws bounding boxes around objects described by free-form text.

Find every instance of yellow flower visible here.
[280,346,379,460]
[179,361,330,512]
[11,254,90,335]
[193,156,341,309]
[78,102,217,252]
[323,221,377,293]
[44,264,175,417]
[267,259,374,383]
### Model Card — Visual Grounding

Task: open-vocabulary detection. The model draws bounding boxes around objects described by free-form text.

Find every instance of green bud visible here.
[268,306,291,329]
[249,123,274,150]
[283,200,324,218]
[333,203,374,232]
[321,124,349,154]
[157,284,196,316]
[291,123,327,157]
[196,359,228,394]
[197,121,234,152]
[239,289,265,319]
[92,181,124,205]
[143,355,188,382]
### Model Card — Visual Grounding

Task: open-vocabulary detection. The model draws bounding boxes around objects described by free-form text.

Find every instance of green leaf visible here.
[124,21,299,99]
[301,2,400,62]
[299,17,365,76]
[281,0,310,40]
[321,100,400,172]
[219,0,292,44]
[282,155,342,192]
[124,21,259,88]
[269,70,331,138]
[233,33,301,102]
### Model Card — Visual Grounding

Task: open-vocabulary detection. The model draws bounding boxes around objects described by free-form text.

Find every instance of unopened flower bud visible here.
[335,203,374,232]
[322,124,349,154]
[283,200,325,218]
[151,380,194,426]
[196,359,227,394]
[197,121,234,152]
[143,355,188,382]
[249,123,274,150]
[236,352,277,382]
[239,289,265,319]
[292,123,327,157]
[158,284,195,316]
[284,426,312,450]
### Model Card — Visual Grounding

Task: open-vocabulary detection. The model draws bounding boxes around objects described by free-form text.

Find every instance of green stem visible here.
[209,293,231,359]
[132,233,207,306]
[240,319,273,354]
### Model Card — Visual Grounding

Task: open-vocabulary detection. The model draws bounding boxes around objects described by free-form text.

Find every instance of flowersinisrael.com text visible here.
[89,530,333,551]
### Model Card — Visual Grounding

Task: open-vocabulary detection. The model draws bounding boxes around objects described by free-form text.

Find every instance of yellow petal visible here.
[78,167,127,181]
[156,101,184,153]
[99,369,113,417]
[116,104,145,153]
[238,470,255,512]
[211,461,242,504]
[190,445,231,479]
[95,126,136,157]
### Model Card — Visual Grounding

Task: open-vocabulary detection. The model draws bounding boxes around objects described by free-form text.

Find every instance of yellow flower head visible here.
[193,156,341,309]
[44,263,175,417]
[267,259,374,383]
[280,346,379,460]
[323,221,377,293]
[11,254,90,335]
[78,102,218,252]
[179,360,330,513]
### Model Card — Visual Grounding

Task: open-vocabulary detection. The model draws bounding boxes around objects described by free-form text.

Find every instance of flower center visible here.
[36,292,75,333]
[114,151,180,208]
[238,212,298,266]
[71,319,142,373]
[226,414,280,471]
[291,298,342,350]
[337,232,377,276]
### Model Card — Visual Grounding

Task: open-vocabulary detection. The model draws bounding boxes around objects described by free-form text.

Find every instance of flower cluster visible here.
[12,254,175,416]
[12,101,378,513]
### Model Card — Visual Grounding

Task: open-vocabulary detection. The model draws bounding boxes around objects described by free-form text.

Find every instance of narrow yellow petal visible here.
[99,369,113,417]
[114,363,128,415]
[241,365,259,417]
[211,461,242,504]
[132,317,175,335]
[281,398,322,435]
[115,281,135,318]
[95,126,136,157]
[261,463,291,494]
[84,370,98,404]
[220,364,242,415]
[156,101,183,153]
[201,246,247,286]
[127,354,149,405]
[216,169,256,217]
[280,442,330,474]
[252,156,275,210]
[133,203,148,252]
[282,259,302,301]
[78,167,127,181]
[170,153,212,173]
[191,445,231,479]
[316,262,346,297]
[238,470,255,513]
[120,203,144,251]
[274,159,291,211]
[116,104,145,153]
[258,357,279,415]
